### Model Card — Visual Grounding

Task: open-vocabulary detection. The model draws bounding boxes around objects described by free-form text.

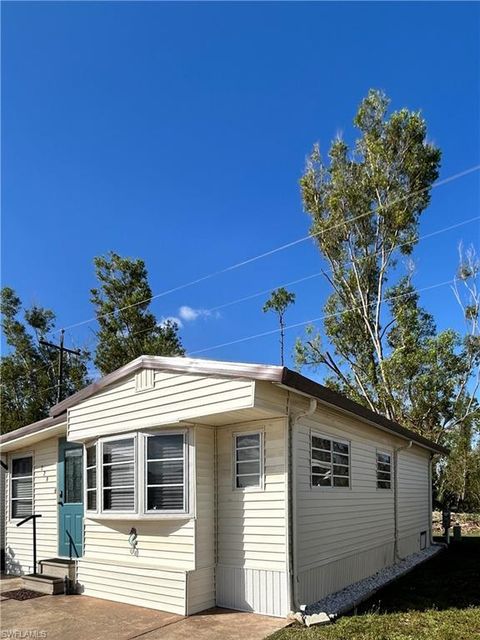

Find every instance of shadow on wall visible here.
[5,546,24,575]
[355,538,480,614]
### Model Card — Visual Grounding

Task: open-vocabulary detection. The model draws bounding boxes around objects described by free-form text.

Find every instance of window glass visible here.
[102,438,135,512]
[376,451,392,489]
[146,434,184,511]
[65,448,83,503]
[11,456,33,518]
[311,434,350,488]
[86,444,97,511]
[235,433,261,489]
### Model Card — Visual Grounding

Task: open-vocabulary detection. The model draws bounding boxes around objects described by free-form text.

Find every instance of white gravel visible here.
[301,544,444,625]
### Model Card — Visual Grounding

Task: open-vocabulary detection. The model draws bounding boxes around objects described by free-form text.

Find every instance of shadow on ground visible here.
[354,537,480,615]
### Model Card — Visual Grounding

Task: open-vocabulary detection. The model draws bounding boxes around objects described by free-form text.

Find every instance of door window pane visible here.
[65,448,83,504]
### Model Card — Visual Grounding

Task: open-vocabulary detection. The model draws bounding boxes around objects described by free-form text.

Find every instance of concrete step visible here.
[23,573,65,595]
[39,558,75,581]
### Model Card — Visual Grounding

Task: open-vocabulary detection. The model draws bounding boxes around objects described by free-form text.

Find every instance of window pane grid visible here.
[234,433,261,489]
[311,435,350,488]
[376,452,392,489]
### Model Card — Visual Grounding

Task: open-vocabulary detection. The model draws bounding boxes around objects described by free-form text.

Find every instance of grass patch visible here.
[268,538,480,640]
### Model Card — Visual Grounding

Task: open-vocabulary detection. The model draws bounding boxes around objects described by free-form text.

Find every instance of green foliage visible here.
[0,287,89,434]
[295,90,479,506]
[91,252,185,375]
[263,288,296,365]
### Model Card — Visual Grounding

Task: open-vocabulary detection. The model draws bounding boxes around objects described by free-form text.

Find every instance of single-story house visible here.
[0,356,447,617]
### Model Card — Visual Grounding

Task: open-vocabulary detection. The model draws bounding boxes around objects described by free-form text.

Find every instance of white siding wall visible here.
[397,446,431,557]
[68,371,254,441]
[215,418,288,617]
[4,438,58,574]
[294,404,432,606]
[1,465,5,566]
[186,425,216,615]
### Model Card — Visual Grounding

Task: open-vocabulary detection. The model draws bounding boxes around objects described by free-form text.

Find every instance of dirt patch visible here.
[2,588,46,601]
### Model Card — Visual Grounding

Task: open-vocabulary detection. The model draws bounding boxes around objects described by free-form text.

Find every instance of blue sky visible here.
[2,1,479,374]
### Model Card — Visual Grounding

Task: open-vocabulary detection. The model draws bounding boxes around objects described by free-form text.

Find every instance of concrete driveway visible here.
[0,583,287,640]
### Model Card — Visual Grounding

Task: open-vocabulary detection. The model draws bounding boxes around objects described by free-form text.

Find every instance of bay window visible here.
[84,430,188,516]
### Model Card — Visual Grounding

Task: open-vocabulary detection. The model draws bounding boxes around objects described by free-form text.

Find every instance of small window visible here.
[86,444,97,511]
[145,433,185,512]
[102,438,135,512]
[311,433,350,488]
[11,456,33,518]
[234,432,262,489]
[376,451,392,489]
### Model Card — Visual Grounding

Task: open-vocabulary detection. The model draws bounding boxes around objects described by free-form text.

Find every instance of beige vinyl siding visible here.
[81,518,195,570]
[77,559,186,614]
[186,566,215,615]
[294,402,432,605]
[68,370,254,441]
[216,417,288,616]
[4,437,58,574]
[1,465,5,557]
[397,446,430,557]
[186,425,216,614]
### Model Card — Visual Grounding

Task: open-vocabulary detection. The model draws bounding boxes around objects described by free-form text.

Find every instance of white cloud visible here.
[179,305,202,322]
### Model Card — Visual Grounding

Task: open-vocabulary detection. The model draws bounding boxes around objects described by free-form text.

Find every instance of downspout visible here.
[287,396,317,613]
[393,440,413,562]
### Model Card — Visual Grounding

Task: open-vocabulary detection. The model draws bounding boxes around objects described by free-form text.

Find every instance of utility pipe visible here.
[287,397,318,612]
[393,440,413,562]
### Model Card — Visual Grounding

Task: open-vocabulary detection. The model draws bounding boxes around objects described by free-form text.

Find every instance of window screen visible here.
[235,433,262,489]
[11,456,33,518]
[311,434,350,488]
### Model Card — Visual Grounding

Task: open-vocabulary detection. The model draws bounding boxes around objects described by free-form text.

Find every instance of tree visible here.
[1,287,89,433]
[294,90,479,476]
[91,252,185,375]
[263,287,296,365]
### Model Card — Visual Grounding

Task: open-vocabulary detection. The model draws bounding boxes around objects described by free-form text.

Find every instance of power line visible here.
[57,164,480,333]
[189,279,454,355]
[109,213,480,345]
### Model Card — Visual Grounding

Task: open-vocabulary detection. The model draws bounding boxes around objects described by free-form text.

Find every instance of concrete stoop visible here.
[23,573,65,595]
[39,558,76,581]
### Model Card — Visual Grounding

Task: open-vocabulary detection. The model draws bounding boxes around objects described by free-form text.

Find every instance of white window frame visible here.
[310,430,351,490]
[84,442,98,514]
[10,452,34,520]
[142,429,189,515]
[376,450,392,490]
[100,433,137,514]
[232,430,264,491]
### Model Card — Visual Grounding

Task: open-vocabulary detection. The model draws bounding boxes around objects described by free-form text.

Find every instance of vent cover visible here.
[135,369,154,392]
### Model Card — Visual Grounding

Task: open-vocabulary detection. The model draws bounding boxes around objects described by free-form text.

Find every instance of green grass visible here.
[268,538,480,640]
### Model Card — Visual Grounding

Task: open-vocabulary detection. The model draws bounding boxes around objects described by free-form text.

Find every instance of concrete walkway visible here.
[0,589,287,640]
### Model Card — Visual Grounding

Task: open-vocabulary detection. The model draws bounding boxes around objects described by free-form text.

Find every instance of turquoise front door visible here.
[58,439,84,557]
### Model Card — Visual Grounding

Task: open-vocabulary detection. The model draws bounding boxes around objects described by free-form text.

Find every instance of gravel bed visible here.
[302,544,443,625]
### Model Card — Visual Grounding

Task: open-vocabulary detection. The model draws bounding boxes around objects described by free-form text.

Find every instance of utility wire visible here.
[57,164,480,333]
[103,213,480,345]
[189,279,455,355]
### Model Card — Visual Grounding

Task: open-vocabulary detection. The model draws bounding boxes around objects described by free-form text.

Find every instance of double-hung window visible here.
[145,433,186,512]
[102,438,135,512]
[311,433,350,488]
[234,432,263,489]
[376,451,392,489]
[11,456,33,518]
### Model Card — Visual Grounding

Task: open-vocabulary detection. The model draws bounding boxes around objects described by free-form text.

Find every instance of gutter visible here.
[287,396,318,612]
[393,440,413,562]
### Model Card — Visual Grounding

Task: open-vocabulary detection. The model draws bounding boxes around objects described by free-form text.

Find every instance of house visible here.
[0,356,447,617]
